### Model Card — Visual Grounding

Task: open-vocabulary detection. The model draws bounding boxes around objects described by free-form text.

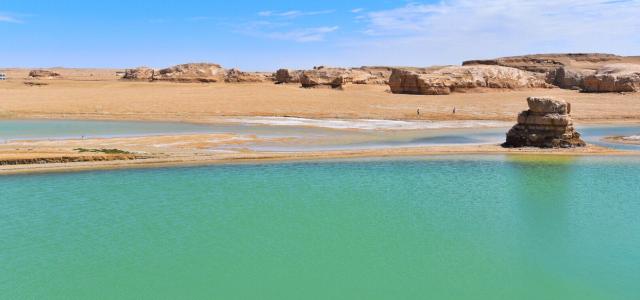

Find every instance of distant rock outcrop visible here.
[28,70,61,79]
[300,67,347,88]
[503,96,585,148]
[224,69,267,83]
[463,53,622,73]
[274,69,302,84]
[388,65,549,95]
[154,63,225,83]
[549,67,595,90]
[463,53,640,92]
[276,66,392,86]
[351,66,393,84]
[582,63,640,93]
[122,67,155,81]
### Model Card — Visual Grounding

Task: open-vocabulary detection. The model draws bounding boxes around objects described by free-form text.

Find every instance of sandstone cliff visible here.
[274,69,302,84]
[122,67,155,81]
[28,70,61,79]
[224,69,268,83]
[388,65,549,95]
[582,63,640,93]
[503,96,585,148]
[154,63,225,83]
[299,67,348,88]
[463,53,640,92]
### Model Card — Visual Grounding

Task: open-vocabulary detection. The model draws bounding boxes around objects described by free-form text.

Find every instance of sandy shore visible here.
[1,130,636,175]
[2,69,640,174]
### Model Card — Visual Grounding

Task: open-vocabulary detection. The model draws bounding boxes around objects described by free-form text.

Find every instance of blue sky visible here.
[1,0,639,70]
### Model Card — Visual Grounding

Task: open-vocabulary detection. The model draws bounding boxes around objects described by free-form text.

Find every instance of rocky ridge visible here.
[464,53,640,92]
[388,65,549,95]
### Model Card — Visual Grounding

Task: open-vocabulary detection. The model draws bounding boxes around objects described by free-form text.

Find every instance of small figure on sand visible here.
[453,106,456,114]
[417,108,420,116]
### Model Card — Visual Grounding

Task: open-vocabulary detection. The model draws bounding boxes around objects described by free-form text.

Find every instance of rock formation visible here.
[276,66,392,86]
[503,96,585,148]
[274,69,301,84]
[299,67,347,88]
[122,67,155,81]
[388,65,549,95]
[463,53,640,92]
[463,53,622,73]
[154,63,225,83]
[28,70,61,79]
[549,67,595,90]
[351,66,393,84]
[224,69,266,83]
[582,63,640,93]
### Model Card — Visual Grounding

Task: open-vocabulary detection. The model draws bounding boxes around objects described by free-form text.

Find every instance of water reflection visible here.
[506,155,576,270]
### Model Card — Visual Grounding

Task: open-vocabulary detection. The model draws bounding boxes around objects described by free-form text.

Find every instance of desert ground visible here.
[1,67,639,174]
[2,69,640,122]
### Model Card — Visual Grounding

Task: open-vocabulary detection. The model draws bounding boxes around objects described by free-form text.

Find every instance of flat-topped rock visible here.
[300,67,347,88]
[224,69,266,83]
[526,96,570,114]
[154,63,225,83]
[122,67,154,80]
[274,69,301,84]
[388,65,549,95]
[582,63,640,93]
[503,97,585,148]
[28,70,61,79]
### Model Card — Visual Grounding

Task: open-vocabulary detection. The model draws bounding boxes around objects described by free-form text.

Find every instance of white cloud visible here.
[351,8,364,13]
[0,13,22,23]
[343,0,640,66]
[243,9,338,42]
[258,9,335,18]
[266,26,339,42]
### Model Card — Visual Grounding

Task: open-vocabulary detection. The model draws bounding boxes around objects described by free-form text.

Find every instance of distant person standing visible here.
[453,106,456,114]
[417,108,420,116]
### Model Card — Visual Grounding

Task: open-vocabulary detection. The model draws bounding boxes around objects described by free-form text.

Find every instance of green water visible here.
[2,156,640,299]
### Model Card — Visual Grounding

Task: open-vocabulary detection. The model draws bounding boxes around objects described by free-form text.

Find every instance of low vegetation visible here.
[74,148,131,154]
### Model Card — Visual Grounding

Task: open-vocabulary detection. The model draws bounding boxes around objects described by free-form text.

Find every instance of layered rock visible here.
[503,97,585,148]
[276,66,392,86]
[274,69,302,84]
[549,67,595,90]
[224,69,266,83]
[122,67,155,80]
[154,63,225,83]
[28,70,61,79]
[299,67,347,88]
[388,65,549,95]
[582,63,640,93]
[463,53,622,73]
[463,53,640,92]
[351,66,393,84]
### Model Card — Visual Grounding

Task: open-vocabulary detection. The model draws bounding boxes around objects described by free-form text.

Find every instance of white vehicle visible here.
[0,73,6,80]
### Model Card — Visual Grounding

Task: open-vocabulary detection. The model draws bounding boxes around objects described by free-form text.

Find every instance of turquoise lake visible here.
[2,155,639,299]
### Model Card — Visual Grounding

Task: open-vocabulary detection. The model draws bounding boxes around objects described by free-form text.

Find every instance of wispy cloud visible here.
[0,13,23,23]
[351,8,364,13]
[241,9,338,42]
[258,10,335,18]
[266,26,339,42]
[341,0,640,65]
[238,20,339,42]
[187,16,213,22]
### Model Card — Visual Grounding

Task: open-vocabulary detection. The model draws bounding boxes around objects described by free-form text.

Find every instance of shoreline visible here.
[2,143,638,176]
[3,114,640,126]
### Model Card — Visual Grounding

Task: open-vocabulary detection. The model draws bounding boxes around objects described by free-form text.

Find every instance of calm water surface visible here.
[2,119,640,151]
[2,156,640,299]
